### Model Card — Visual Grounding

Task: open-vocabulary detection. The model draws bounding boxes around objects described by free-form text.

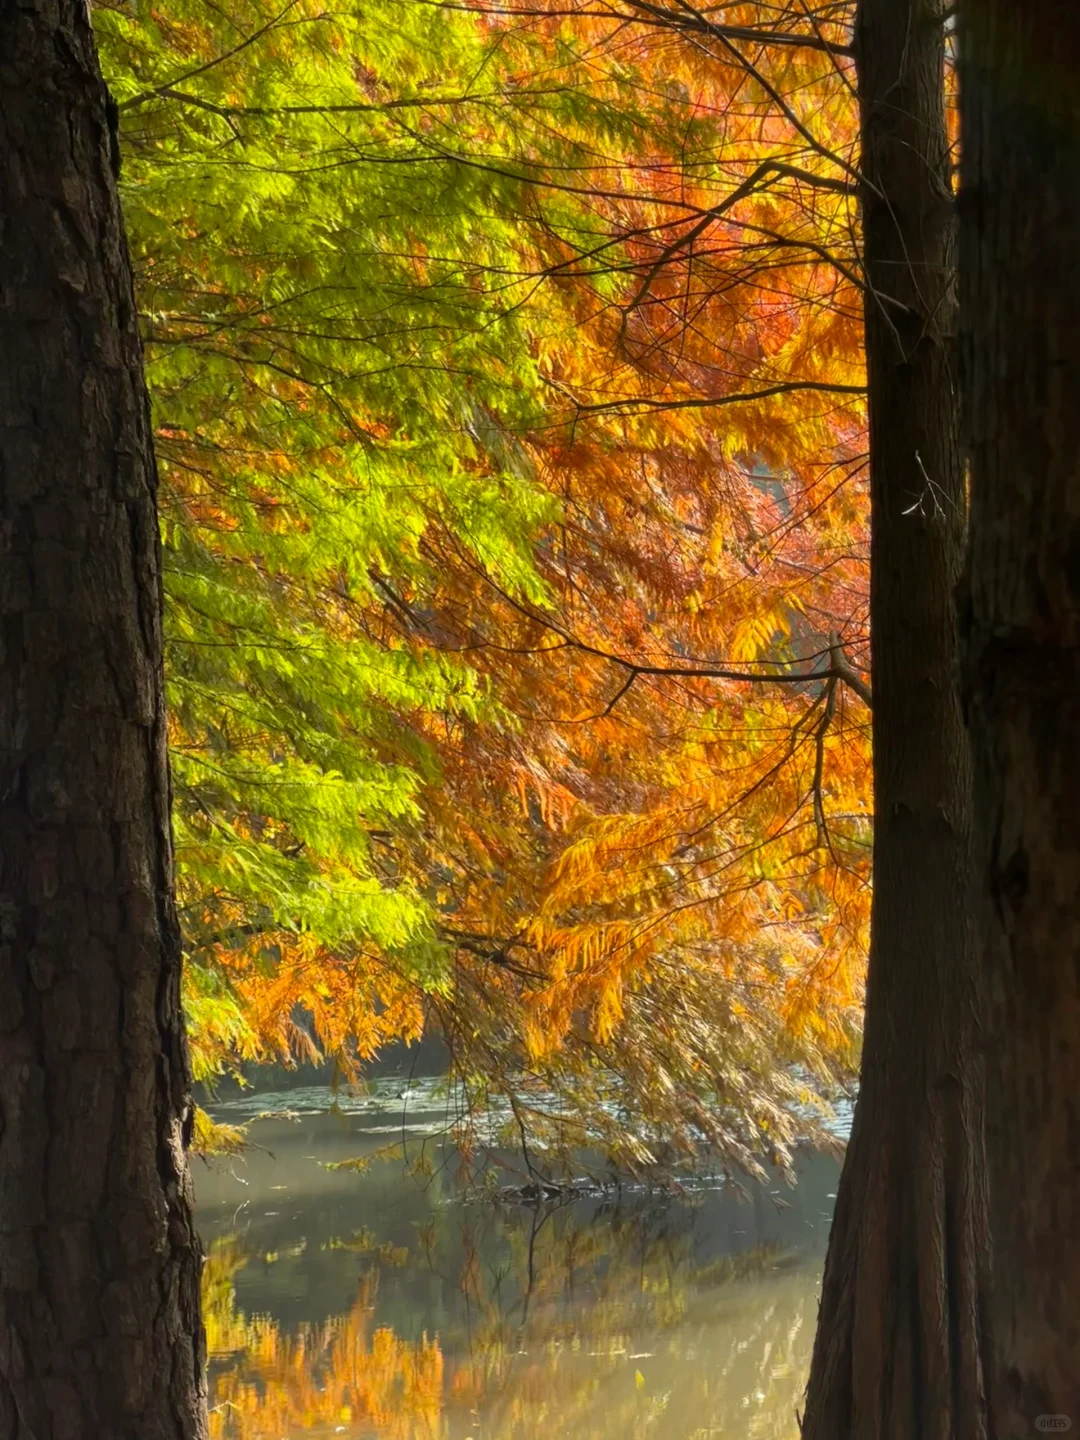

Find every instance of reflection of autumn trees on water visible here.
[206,1244,443,1440]
[204,1203,817,1439]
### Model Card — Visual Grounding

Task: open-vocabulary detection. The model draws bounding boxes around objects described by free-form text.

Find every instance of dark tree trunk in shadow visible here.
[0,3,206,1437]
[802,1,990,1435]
[960,1,1080,1430]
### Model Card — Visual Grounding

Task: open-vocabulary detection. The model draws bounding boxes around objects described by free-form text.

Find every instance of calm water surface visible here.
[196,1085,839,1440]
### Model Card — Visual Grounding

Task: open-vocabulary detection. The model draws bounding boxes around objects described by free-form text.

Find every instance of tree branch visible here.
[828,630,873,709]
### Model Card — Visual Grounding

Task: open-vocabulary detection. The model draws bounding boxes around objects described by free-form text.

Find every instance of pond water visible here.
[196,1083,840,1440]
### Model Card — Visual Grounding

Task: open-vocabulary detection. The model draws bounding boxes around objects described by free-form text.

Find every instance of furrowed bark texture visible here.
[960,1,1080,1430]
[802,2,990,1436]
[0,3,207,1437]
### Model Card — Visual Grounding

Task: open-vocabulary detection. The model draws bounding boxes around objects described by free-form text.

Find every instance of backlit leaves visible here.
[96,0,868,1173]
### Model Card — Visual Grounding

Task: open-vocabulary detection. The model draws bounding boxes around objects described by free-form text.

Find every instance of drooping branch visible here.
[588,645,873,706]
[566,379,868,418]
[423,0,856,57]
[451,550,874,714]
[812,673,840,852]
[828,630,873,709]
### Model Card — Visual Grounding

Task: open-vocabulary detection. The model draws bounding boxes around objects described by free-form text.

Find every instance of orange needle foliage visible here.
[406,0,869,1166]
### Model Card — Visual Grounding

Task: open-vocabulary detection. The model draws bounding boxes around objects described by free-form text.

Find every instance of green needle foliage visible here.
[97,0,568,1079]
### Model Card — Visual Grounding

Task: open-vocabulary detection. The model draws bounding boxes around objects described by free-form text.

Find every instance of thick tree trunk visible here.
[802,2,990,1436]
[960,3,1080,1430]
[0,4,207,1438]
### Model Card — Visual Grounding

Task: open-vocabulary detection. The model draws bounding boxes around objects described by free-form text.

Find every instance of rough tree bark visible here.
[802,1,990,1435]
[0,3,207,1437]
[960,1,1080,1430]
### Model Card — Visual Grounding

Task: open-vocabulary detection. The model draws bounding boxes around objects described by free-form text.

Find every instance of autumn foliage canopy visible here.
[96,0,871,1174]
